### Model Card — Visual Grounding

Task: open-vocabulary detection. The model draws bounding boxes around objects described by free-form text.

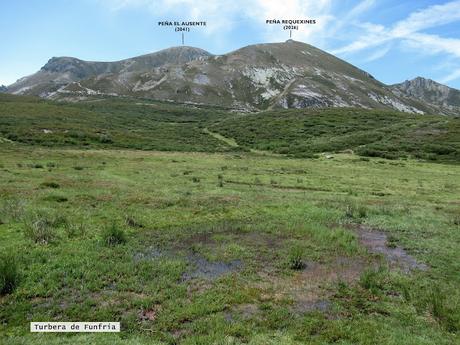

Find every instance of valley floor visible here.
[0,145,459,344]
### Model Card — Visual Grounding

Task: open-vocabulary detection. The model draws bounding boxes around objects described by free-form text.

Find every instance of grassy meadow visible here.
[0,94,459,344]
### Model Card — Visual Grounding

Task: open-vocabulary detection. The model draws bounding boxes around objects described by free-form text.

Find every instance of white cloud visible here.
[362,45,391,63]
[100,0,334,44]
[101,0,242,33]
[333,1,460,57]
[331,22,387,54]
[403,32,460,57]
[347,0,376,19]
[391,1,460,37]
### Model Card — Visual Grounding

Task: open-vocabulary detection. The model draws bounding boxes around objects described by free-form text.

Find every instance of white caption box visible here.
[30,322,120,332]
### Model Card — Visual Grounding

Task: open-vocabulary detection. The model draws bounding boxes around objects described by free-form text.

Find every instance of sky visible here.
[1,0,459,89]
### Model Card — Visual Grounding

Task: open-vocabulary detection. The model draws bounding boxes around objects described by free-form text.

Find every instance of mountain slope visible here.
[5,41,446,114]
[7,47,211,98]
[1,93,459,162]
[391,77,460,114]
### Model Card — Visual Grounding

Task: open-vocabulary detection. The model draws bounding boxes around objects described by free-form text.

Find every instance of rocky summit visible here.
[5,40,458,115]
[391,77,460,114]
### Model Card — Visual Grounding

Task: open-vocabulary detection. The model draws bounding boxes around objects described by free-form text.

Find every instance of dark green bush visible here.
[98,134,113,144]
[40,181,60,189]
[43,194,68,203]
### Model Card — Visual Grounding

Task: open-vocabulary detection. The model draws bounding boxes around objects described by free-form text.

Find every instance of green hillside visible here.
[1,94,459,162]
[0,94,232,152]
[210,108,460,162]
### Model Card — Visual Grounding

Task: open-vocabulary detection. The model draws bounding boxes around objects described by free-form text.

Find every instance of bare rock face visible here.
[391,77,460,114]
[6,41,457,115]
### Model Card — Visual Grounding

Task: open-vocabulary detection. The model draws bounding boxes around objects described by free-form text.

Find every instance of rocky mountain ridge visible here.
[391,77,460,114]
[5,40,458,115]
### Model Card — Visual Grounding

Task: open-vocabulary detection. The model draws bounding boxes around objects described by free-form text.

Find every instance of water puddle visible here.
[182,255,242,281]
[294,299,331,314]
[133,246,164,262]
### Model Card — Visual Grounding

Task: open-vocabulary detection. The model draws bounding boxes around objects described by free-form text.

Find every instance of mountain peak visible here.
[393,76,460,110]
[400,76,454,91]
[5,41,458,115]
[41,56,85,72]
[406,76,440,85]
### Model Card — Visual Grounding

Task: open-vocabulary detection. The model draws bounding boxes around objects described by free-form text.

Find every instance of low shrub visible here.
[217,174,224,187]
[40,181,60,189]
[43,194,68,203]
[98,134,113,144]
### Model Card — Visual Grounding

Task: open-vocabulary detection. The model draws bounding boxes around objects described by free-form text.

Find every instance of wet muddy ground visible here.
[133,244,243,282]
[182,255,242,281]
[131,223,428,321]
[356,225,428,272]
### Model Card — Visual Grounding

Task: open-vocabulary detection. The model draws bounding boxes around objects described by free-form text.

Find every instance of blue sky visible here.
[1,0,459,88]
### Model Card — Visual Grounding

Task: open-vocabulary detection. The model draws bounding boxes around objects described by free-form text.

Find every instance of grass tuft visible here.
[101,223,127,246]
[23,210,66,244]
[0,198,26,222]
[359,268,386,294]
[0,253,20,295]
[344,203,367,220]
[125,214,143,228]
[286,245,304,270]
[428,286,460,332]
